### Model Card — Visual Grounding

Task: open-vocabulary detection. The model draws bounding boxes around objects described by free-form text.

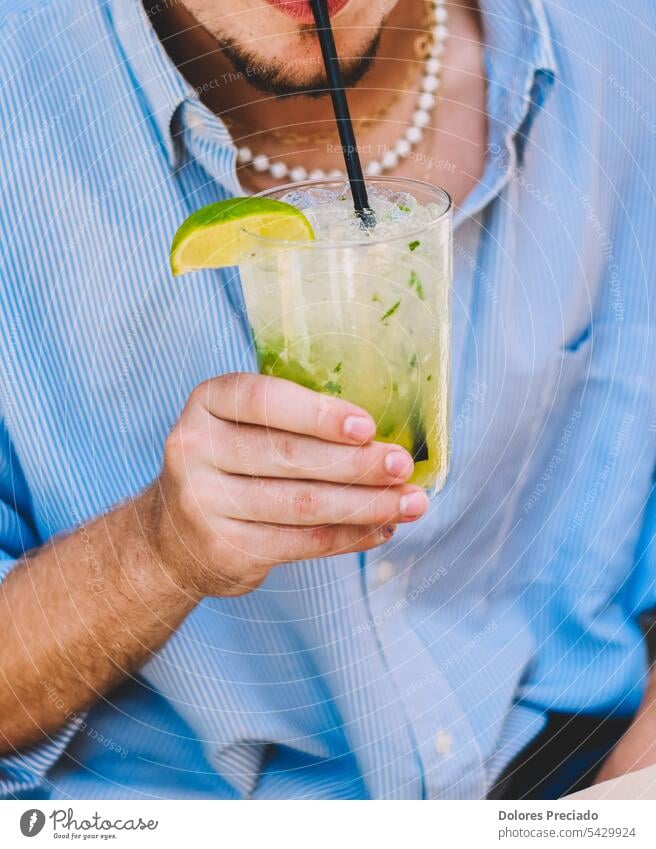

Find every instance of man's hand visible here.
[0,373,427,753]
[148,373,428,598]
[594,668,656,784]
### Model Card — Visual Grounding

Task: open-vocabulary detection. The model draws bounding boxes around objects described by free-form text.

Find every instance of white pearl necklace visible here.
[236,0,448,182]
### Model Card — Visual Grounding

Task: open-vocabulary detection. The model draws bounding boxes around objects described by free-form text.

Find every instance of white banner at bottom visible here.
[1,799,656,849]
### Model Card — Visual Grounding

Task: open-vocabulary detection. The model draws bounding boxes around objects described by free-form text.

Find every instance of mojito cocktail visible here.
[240,178,452,492]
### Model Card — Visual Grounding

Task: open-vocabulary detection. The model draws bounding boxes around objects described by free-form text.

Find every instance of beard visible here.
[217,26,382,98]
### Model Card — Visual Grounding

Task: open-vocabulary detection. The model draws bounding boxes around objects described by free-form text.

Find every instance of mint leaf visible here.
[380,299,402,323]
[408,270,425,300]
[323,380,342,395]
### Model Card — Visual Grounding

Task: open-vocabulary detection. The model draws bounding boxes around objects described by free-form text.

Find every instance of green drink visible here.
[240,177,452,493]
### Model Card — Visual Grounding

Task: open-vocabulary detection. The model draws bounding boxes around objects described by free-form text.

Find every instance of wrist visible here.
[121,485,203,611]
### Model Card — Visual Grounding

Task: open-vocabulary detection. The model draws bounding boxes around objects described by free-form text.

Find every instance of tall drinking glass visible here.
[239,177,452,493]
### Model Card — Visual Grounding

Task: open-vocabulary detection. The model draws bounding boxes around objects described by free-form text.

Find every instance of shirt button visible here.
[375,559,395,586]
[435,729,453,756]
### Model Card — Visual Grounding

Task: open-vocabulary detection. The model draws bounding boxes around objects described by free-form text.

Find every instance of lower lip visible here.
[265,0,352,24]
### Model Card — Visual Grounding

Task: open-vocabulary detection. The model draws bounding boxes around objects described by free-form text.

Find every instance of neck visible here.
[148,1,428,185]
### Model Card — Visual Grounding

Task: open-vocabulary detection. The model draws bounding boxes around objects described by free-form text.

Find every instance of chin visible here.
[224,29,380,97]
[219,3,389,95]
[185,0,396,93]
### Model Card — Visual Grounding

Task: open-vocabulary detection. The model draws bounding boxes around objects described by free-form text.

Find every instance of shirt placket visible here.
[363,546,487,798]
[359,2,558,798]
[358,141,520,800]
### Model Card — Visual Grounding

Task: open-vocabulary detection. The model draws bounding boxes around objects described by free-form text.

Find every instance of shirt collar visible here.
[456,0,558,223]
[109,0,198,167]
[479,0,558,150]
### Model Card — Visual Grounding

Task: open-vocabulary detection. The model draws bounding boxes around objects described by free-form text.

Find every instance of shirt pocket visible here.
[498,329,595,592]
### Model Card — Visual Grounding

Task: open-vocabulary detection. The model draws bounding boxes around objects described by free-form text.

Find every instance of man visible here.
[0,0,655,799]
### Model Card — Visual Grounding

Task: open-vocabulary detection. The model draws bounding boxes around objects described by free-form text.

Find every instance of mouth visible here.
[264,0,353,24]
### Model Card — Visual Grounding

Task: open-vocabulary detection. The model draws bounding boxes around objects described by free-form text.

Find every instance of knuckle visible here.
[292,488,321,521]
[314,391,338,433]
[308,524,336,556]
[166,423,201,465]
[361,489,393,523]
[352,446,378,482]
[209,418,231,464]
[223,525,271,572]
[273,433,298,469]
[231,428,254,472]
[189,379,212,408]
[215,371,239,398]
[184,426,205,456]
[191,373,238,412]
[164,426,185,469]
[240,373,265,419]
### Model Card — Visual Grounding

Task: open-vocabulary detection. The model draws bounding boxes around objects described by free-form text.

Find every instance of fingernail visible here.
[343,415,375,442]
[384,450,413,478]
[382,524,397,539]
[400,490,429,518]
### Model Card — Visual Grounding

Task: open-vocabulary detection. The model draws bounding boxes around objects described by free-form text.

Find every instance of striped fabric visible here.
[1,0,655,799]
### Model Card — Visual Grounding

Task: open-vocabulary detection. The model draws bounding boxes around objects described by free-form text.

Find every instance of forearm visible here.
[0,486,198,754]
[594,663,656,783]
[634,665,656,722]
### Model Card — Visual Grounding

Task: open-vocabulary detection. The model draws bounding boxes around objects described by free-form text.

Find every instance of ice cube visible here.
[278,183,440,242]
[278,189,322,210]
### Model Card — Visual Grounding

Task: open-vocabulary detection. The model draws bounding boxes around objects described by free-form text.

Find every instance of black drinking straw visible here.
[309,0,375,228]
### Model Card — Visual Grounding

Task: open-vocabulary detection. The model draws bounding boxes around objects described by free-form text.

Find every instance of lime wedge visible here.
[170,197,315,275]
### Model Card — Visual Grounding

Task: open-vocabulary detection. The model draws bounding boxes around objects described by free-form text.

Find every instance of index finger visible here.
[195,373,377,445]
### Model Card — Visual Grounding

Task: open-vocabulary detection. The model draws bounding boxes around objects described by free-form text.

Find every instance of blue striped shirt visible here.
[1,0,655,799]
